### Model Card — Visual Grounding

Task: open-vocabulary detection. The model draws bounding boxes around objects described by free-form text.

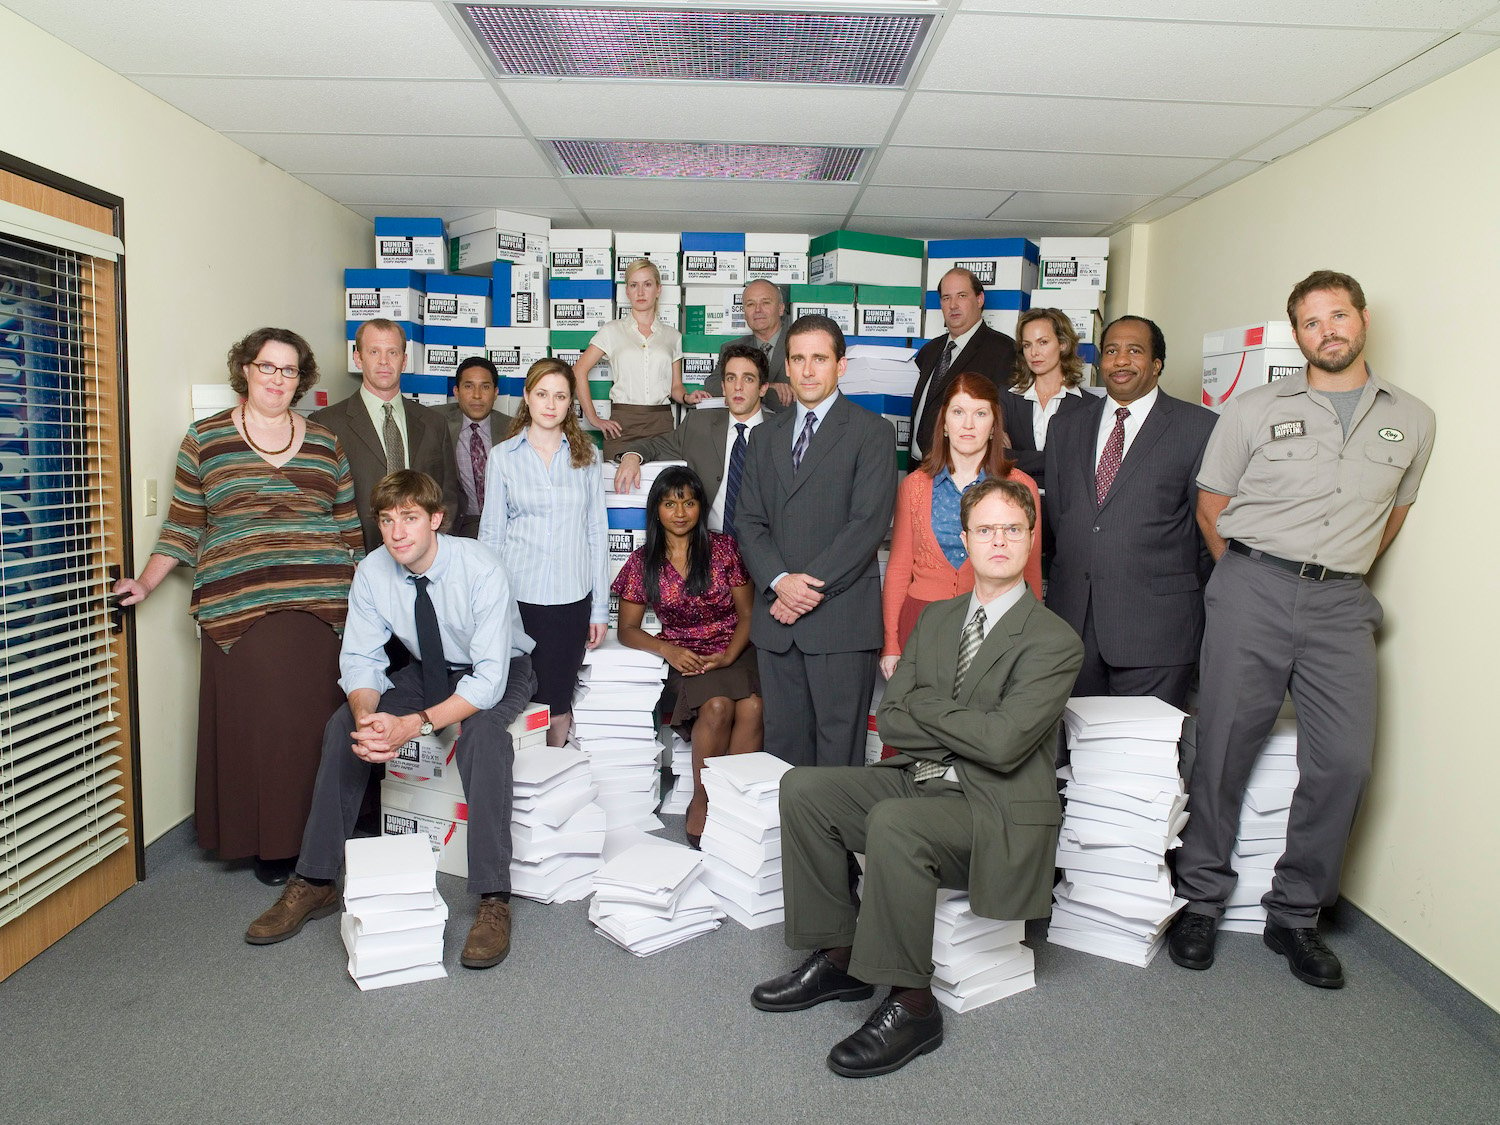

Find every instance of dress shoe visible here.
[253,856,296,886]
[461,898,512,969]
[1264,922,1344,989]
[1166,910,1218,970]
[245,877,339,945]
[751,950,874,1012]
[827,994,944,1078]
[685,833,702,851]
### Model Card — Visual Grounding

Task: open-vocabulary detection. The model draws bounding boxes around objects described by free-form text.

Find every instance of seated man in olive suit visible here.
[751,477,1083,1078]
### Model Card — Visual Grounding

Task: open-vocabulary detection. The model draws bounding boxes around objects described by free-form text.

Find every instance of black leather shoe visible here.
[254,856,296,886]
[1264,922,1344,989]
[827,994,944,1078]
[751,951,874,1012]
[1166,911,1218,970]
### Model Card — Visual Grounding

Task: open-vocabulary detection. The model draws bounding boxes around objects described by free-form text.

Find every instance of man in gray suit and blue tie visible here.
[734,315,897,768]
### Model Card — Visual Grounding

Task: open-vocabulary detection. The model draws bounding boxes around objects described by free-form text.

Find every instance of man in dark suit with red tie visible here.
[907,268,1017,463]
[1043,316,1217,708]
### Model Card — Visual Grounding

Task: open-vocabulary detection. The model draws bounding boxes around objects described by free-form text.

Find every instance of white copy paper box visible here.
[615,233,681,284]
[550,229,614,280]
[381,779,470,879]
[448,209,551,274]
[1201,321,1303,412]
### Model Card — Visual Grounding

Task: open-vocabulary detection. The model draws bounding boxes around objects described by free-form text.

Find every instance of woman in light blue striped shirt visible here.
[479,358,610,746]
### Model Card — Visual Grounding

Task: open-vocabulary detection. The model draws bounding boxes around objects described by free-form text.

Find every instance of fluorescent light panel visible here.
[550,139,867,180]
[460,5,932,86]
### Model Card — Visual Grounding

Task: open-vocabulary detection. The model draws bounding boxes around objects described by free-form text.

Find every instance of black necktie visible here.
[723,422,748,535]
[412,576,447,708]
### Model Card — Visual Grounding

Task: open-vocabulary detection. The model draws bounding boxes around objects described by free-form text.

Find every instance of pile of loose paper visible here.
[574,638,669,837]
[341,833,447,990]
[698,752,792,929]
[1049,696,1190,967]
[509,745,605,904]
[1220,717,1300,933]
[841,344,918,395]
[589,840,723,955]
[931,890,1034,1012]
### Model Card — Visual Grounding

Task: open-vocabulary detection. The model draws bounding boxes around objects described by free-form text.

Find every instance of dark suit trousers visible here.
[453,514,481,539]
[760,646,877,768]
[1075,601,1194,710]
[780,766,972,988]
[297,655,536,896]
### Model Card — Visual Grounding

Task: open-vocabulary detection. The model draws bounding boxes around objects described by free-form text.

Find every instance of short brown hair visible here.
[354,317,408,353]
[785,314,846,360]
[1012,308,1084,390]
[370,470,444,518]
[961,476,1036,531]
[227,327,319,405]
[1286,270,1367,325]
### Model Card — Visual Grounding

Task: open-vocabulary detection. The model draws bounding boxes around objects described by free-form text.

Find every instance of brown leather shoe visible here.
[245,876,339,945]
[461,898,512,969]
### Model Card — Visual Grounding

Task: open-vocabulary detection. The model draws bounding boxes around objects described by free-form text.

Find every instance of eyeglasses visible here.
[251,361,300,379]
[966,523,1029,543]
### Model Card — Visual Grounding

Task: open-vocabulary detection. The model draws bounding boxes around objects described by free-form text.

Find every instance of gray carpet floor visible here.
[3,819,1496,1125]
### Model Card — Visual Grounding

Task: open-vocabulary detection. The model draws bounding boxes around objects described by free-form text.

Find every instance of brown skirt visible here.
[666,645,760,726]
[604,402,673,461]
[195,610,344,861]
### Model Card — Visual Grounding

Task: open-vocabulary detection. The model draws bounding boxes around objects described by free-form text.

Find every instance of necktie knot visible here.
[1115,407,1131,422]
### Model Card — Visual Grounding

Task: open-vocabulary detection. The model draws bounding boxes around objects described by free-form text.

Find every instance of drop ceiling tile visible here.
[346,203,588,226]
[294,174,567,211]
[990,192,1160,223]
[501,82,904,146]
[920,14,1437,105]
[581,212,849,235]
[1476,14,1500,33]
[4,0,485,79]
[1173,160,1267,197]
[1334,32,1500,108]
[873,147,1219,196]
[954,1,1497,29]
[1237,108,1365,162]
[855,186,1016,220]
[891,92,1308,158]
[225,133,553,178]
[563,179,859,214]
[128,77,522,136]
[849,216,1107,240]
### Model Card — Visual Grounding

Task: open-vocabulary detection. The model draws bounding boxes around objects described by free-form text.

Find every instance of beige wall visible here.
[1140,50,1497,1009]
[0,9,371,844]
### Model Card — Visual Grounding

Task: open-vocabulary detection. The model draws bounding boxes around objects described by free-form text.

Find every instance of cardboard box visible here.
[615,283,682,330]
[682,286,746,336]
[387,703,551,797]
[614,232,681,284]
[374,217,446,271]
[924,238,1039,292]
[550,229,614,280]
[380,778,469,878]
[744,233,810,284]
[810,230,923,288]
[855,285,923,338]
[447,209,551,274]
[491,261,548,328]
[344,269,424,323]
[680,232,746,285]
[1040,287,1105,312]
[549,330,611,382]
[1037,237,1109,291]
[789,283,856,335]
[484,327,549,408]
[346,320,421,374]
[548,279,614,332]
[422,273,491,329]
[1201,321,1303,411]
[680,333,740,384]
[921,287,1030,340]
[1067,310,1105,345]
[418,326,486,384]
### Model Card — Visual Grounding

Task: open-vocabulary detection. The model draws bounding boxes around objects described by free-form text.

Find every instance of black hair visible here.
[642,466,712,606]
[454,355,499,389]
[720,341,769,383]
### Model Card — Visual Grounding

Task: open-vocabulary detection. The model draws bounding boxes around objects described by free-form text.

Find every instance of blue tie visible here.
[792,412,816,472]
[723,422,748,535]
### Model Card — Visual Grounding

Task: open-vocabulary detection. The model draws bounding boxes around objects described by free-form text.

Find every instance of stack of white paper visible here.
[341,834,447,990]
[698,752,793,929]
[1049,696,1189,967]
[659,730,694,816]
[930,890,1033,1012]
[574,639,670,838]
[602,458,689,495]
[589,841,723,956]
[1221,718,1300,934]
[841,346,918,395]
[508,745,605,904]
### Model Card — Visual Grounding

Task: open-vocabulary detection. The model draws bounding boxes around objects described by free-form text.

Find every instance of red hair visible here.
[919,371,1015,479]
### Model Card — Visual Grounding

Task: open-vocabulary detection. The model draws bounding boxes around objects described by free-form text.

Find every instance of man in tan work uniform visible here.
[1165,271,1435,989]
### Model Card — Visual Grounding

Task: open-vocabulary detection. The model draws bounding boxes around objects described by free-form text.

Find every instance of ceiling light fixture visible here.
[549,139,868,181]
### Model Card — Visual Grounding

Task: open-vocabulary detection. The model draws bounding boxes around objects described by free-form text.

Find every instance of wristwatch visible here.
[418,710,435,737]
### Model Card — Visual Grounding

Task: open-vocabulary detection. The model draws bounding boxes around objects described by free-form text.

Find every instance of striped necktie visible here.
[792,412,816,472]
[468,422,487,512]
[1095,407,1130,505]
[911,605,989,784]
[723,422,748,535]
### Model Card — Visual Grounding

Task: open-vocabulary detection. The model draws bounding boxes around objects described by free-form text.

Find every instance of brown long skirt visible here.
[195,610,344,861]
[603,403,673,461]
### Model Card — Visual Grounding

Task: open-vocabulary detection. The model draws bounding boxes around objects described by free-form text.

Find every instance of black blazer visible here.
[1043,390,1218,669]
[1002,387,1091,490]
[909,323,1016,461]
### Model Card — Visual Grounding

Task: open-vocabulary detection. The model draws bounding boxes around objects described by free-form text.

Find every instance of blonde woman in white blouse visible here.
[574,258,707,460]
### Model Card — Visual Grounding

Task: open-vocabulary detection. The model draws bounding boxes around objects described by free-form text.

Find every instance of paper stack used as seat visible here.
[697,752,793,929]
[341,833,447,990]
[1049,696,1190,967]
[574,638,670,838]
[589,840,723,956]
[659,730,694,816]
[602,458,688,495]
[930,890,1033,1013]
[1220,718,1300,934]
[508,745,604,904]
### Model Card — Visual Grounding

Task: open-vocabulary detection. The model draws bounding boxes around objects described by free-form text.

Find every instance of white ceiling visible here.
[9,0,1500,238]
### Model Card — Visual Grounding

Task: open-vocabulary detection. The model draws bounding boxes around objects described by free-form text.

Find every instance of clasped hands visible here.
[349,711,420,763]
[771,572,824,625]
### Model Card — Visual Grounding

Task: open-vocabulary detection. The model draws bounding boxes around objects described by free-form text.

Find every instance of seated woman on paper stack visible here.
[612,466,761,849]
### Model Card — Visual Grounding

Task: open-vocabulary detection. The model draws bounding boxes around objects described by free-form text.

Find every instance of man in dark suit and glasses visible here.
[734,315,896,768]
[439,355,513,538]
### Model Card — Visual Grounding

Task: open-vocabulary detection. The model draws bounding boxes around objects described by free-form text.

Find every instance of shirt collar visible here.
[967,579,1027,634]
[1020,383,1084,404]
[933,466,986,490]
[405,534,450,585]
[516,426,570,450]
[360,383,400,416]
[947,320,983,355]
[1276,364,1389,400]
[795,390,840,430]
[1107,385,1159,417]
[731,409,764,431]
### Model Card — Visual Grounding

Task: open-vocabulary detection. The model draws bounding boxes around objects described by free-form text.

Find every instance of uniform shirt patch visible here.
[1378,427,1404,442]
[1271,420,1306,440]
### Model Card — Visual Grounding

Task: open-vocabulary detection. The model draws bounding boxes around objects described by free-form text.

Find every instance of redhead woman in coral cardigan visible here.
[878,370,1043,679]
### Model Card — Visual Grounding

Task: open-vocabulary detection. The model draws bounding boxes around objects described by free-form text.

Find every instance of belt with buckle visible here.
[1225,539,1361,581]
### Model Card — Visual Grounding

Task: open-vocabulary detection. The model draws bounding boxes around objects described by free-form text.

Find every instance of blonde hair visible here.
[1012,307,1084,391]
[509,357,597,470]
[623,257,662,301]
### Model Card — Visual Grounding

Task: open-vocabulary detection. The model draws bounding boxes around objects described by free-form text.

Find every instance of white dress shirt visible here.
[911,320,983,459]
[1022,383,1085,451]
[360,384,408,467]
[589,317,683,406]
[1093,386,1160,464]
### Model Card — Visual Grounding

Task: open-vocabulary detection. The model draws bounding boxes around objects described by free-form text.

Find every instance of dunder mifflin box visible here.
[744,233,810,284]
[855,286,923,338]
[680,232,746,285]
[680,333,740,387]
[422,273,491,329]
[484,327,549,408]
[1201,321,1303,411]
[374,217,446,271]
[344,269,425,323]
[347,320,421,374]
[614,232,681,285]
[615,284,683,330]
[548,279,614,332]
[387,704,552,797]
[810,230,923,288]
[789,283,856,335]
[683,287,746,336]
[380,780,470,878]
[1037,237,1109,291]
[491,261,548,328]
[447,209,551,275]
[921,288,1030,340]
[549,330,611,383]
[925,238,1039,292]
[550,229,614,280]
